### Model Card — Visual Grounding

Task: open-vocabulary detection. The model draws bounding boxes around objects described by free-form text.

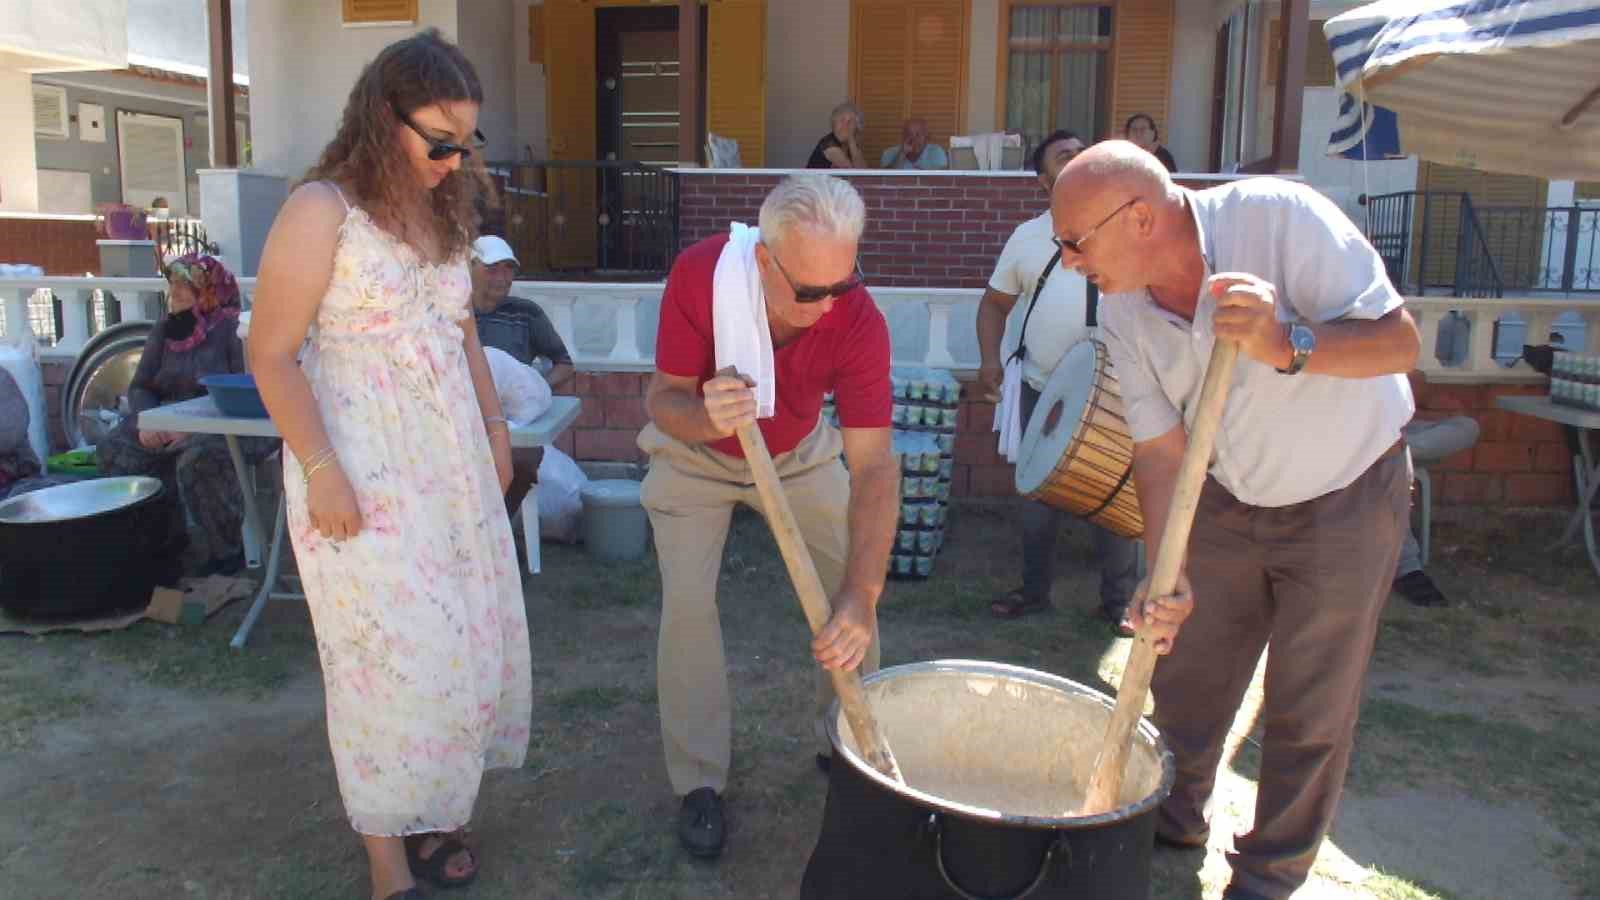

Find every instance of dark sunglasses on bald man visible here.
[764,243,865,303]
[1054,197,1139,254]
[392,102,487,161]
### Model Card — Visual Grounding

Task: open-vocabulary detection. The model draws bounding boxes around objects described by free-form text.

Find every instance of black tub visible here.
[802,660,1175,900]
[0,476,169,619]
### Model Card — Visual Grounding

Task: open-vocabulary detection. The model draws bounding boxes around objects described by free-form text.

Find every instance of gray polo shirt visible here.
[1099,177,1414,508]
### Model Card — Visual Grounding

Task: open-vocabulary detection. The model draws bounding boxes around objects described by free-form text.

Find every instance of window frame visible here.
[995,0,1117,150]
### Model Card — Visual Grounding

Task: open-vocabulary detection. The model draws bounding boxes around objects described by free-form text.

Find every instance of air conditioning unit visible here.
[33,85,69,138]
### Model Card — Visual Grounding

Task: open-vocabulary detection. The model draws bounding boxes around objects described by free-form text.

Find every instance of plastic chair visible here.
[1403,416,1481,566]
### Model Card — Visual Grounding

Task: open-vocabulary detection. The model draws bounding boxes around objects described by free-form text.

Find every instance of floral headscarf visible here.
[159,252,241,353]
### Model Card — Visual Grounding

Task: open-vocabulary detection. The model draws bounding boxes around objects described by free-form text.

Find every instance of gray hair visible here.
[831,101,863,127]
[758,174,866,250]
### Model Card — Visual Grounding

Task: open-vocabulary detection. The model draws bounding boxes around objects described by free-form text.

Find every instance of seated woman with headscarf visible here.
[97,253,271,576]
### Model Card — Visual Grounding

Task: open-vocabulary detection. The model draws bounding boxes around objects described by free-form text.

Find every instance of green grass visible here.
[1352,697,1600,893]
[58,612,318,696]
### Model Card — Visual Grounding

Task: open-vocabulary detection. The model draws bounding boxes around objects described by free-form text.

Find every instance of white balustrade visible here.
[1408,296,1600,383]
[6,276,1593,385]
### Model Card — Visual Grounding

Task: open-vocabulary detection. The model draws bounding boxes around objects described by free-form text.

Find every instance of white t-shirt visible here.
[1099,178,1415,508]
[989,212,1094,391]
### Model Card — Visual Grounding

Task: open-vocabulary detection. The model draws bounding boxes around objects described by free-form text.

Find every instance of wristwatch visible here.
[1278,323,1315,375]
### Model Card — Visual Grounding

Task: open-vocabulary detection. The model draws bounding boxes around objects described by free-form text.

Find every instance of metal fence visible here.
[147,216,218,259]
[485,161,679,280]
[1360,191,1600,297]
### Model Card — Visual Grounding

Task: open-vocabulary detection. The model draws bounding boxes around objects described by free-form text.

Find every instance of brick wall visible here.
[549,366,1577,506]
[1407,374,1575,506]
[35,359,1573,506]
[0,216,99,274]
[679,173,1039,290]
[678,172,1224,290]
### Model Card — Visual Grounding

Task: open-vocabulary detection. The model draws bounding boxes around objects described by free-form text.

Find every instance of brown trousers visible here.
[1153,446,1410,899]
[638,420,880,795]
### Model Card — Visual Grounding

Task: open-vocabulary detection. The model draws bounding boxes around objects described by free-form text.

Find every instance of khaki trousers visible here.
[1152,445,1410,900]
[639,420,881,795]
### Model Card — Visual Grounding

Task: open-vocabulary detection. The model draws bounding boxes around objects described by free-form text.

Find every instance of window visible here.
[33,84,69,138]
[342,0,417,26]
[1003,4,1112,157]
[117,111,188,215]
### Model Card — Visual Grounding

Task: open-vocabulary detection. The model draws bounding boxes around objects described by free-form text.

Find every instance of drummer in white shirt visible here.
[975,129,1141,629]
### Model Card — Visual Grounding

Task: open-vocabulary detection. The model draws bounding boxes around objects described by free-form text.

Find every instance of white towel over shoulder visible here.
[712,222,776,418]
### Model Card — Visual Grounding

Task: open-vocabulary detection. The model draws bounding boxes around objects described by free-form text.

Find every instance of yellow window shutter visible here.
[1110,0,1173,139]
[707,0,768,167]
[850,0,968,166]
[541,0,599,269]
[543,0,598,162]
[342,0,416,25]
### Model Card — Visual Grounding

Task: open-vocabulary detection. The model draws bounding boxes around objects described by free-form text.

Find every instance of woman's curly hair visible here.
[303,29,493,260]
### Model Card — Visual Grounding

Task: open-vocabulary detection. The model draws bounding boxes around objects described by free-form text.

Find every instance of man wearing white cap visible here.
[471,235,574,544]
[471,236,574,389]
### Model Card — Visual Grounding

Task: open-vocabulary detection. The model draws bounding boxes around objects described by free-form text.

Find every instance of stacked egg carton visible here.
[1551,352,1600,411]
[890,368,960,579]
[821,369,961,579]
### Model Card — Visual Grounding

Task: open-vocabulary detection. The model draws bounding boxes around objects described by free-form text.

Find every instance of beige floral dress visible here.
[282,185,531,836]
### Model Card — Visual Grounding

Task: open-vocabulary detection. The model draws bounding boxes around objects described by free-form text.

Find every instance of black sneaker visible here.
[1393,570,1448,607]
[677,787,724,859]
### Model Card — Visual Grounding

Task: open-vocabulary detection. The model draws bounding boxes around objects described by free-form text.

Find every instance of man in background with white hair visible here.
[640,174,898,860]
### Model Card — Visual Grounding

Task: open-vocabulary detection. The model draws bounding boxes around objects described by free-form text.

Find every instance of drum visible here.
[1014,339,1143,539]
[802,660,1175,899]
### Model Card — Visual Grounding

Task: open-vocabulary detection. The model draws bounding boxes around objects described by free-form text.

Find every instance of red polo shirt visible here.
[654,234,893,458]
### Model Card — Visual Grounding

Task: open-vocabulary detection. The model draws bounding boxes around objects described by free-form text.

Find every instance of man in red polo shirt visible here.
[639,174,898,860]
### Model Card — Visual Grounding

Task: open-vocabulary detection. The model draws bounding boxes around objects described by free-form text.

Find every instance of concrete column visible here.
[0,70,40,212]
[198,169,289,277]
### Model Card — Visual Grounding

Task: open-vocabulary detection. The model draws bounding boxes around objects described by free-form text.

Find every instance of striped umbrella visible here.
[1325,0,1600,178]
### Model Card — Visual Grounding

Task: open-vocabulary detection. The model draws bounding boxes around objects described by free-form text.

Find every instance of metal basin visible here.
[0,476,170,619]
[0,476,162,524]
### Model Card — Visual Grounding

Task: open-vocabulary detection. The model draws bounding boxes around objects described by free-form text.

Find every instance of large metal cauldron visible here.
[802,660,1174,900]
[0,477,169,619]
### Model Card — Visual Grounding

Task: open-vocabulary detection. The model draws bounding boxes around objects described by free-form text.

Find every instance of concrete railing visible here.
[1410,295,1600,383]
[8,277,1591,382]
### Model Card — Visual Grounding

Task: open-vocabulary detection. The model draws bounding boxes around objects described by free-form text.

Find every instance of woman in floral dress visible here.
[247,30,529,900]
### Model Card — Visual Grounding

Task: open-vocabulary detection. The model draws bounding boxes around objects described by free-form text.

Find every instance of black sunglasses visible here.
[393,103,486,161]
[765,244,865,303]
[1054,197,1139,254]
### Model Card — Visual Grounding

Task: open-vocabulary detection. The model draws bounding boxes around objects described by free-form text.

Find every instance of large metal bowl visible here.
[0,476,162,525]
[0,476,170,619]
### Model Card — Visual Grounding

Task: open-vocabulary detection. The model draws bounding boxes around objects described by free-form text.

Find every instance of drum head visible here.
[1014,340,1099,495]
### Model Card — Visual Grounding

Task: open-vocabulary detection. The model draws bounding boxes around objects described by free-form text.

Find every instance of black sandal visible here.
[403,832,478,890]
[990,589,1049,619]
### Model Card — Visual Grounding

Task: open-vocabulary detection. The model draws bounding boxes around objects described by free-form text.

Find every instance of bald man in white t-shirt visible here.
[975,130,1142,627]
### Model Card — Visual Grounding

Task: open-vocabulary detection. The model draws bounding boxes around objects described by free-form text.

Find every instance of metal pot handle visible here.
[926,814,1069,900]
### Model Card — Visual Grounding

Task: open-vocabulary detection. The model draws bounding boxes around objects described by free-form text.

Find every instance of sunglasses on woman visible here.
[393,103,487,161]
[765,245,865,303]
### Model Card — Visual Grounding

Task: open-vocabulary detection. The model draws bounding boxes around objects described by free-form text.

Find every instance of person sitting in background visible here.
[1124,113,1178,173]
[807,102,867,169]
[96,253,271,577]
[470,234,574,530]
[0,369,73,502]
[880,118,947,170]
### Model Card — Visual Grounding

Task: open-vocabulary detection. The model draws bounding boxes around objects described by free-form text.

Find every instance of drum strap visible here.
[1006,250,1061,366]
[1006,250,1099,366]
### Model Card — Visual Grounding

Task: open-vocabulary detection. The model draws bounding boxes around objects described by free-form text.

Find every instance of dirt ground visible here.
[0,501,1595,899]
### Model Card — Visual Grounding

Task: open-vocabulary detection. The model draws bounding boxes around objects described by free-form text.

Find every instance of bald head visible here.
[1053,140,1174,213]
[1048,140,1195,295]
